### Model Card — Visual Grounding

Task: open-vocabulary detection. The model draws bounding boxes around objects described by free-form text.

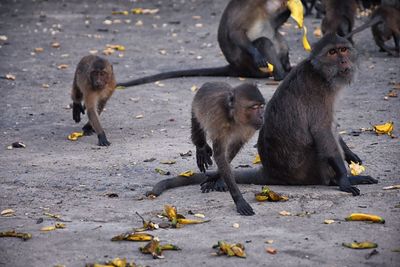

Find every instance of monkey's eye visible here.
[250,104,265,110]
[339,47,347,53]
[328,49,336,55]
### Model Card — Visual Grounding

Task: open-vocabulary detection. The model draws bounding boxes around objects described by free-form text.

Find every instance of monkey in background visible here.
[321,0,358,43]
[71,55,116,146]
[146,34,378,215]
[117,0,291,87]
[345,4,400,56]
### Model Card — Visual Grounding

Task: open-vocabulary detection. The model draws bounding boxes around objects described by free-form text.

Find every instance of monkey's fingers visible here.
[98,133,111,146]
[349,175,378,185]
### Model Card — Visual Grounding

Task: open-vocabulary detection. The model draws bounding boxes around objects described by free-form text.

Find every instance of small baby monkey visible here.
[71,55,116,146]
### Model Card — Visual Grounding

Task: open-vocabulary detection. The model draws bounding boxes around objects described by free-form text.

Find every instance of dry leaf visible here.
[213,241,246,258]
[324,219,335,224]
[232,223,240,228]
[34,47,44,53]
[103,20,113,25]
[0,35,8,41]
[135,20,143,26]
[383,185,400,190]
[42,83,50,88]
[112,11,129,15]
[86,257,136,267]
[266,248,277,254]
[160,160,176,165]
[111,232,154,242]
[1,209,15,217]
[313,27,322,37]
[265,240,274,244]
[51,42,60,48]
[255,186,288,202]
[155,168,170,175]
[41,226,56,231]
[135,114,144,119]
[194,213,205,218]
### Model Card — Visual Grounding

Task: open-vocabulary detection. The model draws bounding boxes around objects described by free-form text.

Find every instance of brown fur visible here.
[71,55,116,146]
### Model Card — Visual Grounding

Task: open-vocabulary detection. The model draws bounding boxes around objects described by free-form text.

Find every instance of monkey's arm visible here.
[339,137,362,164]
[213,141,254,216]
[229,30,269,68]
[191,116,213,172]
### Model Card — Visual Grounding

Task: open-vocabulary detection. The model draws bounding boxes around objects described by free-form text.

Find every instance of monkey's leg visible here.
[82,98,108,136]
[71,82,85,123]
[252,37,287,81]
[191,114,213,173]
[84,93,110,146]
[339,137,362,164]
[213,141,254,216]
[393,32,400,55]
[314,130,360,195]
[374,33,398,56]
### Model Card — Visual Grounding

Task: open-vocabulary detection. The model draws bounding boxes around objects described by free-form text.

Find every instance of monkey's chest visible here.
[247,19,273,41]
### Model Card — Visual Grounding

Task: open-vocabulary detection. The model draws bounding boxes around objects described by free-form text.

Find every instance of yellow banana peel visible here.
[259,63,274,73]
[67,131,84,141]
[253,154,261,164]
[287,0,311,52]
[179,170,194,177]
[342,241,378,249]
[373,121,394,136]
[213,241,246,258]
[255,186,289,202]
[345,213,385,224]
[349,161,365,176]
[111,232,154,242]
[176,218,209,224]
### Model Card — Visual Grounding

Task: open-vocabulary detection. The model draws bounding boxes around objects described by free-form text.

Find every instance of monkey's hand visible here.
[348,175,378,185]
[251,49,270,68]
[72,103,85,123]
[339,176,360,196]
[97,133,111,146]
[235,198,255,216]
[196,144,213,173]
[344,151,362,165]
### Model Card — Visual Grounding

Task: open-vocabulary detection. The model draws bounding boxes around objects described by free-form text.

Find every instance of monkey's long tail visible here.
[117,66,233,88]
[146,169,268,197]
[345,16,382,39]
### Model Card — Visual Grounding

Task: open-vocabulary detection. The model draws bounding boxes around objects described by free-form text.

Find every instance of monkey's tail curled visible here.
[345,15,382,39]
[117,66,233,88]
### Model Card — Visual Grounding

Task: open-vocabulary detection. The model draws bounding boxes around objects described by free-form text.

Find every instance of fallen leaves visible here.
[163,205,209,228]
[57,64,69,70]
[134,212,159,232]
[324,219,335,224]
[383,185,400,190]
[0,230,32,241]
[266,247,277,254]
[279,211,291,216]
[255,186,288,202]
[212,241,246,258]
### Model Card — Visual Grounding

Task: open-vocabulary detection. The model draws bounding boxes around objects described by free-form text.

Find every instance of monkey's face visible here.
[90,69,109,90]
[237,102,265,130]
[312,44,357,86]
[265,0,286,13]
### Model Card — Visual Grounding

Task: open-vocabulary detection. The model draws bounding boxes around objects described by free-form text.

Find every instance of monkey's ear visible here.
[227,91,235,120]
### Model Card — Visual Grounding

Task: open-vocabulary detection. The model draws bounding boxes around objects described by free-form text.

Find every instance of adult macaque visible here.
[146,34,378,215]
[345,5,400,56]
[118,0,290,87]
[321,0,358,43]
[191,82,265,215]
[71,55,116,146]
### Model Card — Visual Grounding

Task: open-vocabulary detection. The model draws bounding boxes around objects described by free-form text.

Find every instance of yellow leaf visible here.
[349,161,365,176]
[179,170,194,177]
[373,121,394,136]
[253,154,261,164]
[67,131,84,141]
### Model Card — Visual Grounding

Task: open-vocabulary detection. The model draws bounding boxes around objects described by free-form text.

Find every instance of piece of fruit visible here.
[345,213,385,224]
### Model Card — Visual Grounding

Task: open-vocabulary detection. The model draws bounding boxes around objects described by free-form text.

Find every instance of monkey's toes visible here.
[236,200,255,216]
[341,185,360,196]
[98,133,111,146]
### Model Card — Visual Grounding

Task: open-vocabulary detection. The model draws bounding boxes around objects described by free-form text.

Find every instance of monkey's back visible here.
[258,61,331,185]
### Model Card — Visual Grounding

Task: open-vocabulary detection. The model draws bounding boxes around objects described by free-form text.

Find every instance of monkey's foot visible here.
[201,177,227,193]
[82,124,94,136]
[97,133,111,146]
[349,175,378,185]
[235,198,255,216]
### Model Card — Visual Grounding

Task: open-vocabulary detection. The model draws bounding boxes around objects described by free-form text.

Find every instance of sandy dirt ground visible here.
[0,0,399,266]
